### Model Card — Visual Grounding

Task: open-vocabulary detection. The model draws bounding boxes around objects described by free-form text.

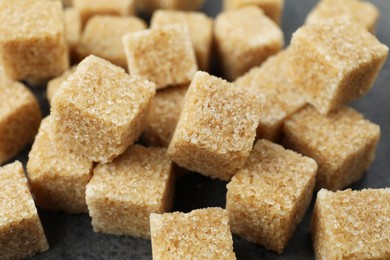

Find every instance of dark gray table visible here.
[24,0,390,259]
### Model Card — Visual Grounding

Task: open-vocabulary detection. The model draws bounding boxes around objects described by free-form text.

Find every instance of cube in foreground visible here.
[137,0,205,14]
[168,71,263,181]
[123,25,198,89]
[27,117,93,214]
[0,77,42,164]
[150,208,236,259]
[289,19,388,114]
[0,0,69,82]
[151,10,213,71]
[226,140,317,253]
[86,145,175,239]
[283,106,380,191]
[51,55,156,163]
[215,6,283,81]
[313,188,390,259]
[0,161,49,259]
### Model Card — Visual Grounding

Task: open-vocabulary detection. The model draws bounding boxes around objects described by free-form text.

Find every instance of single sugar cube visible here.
[27,117,93,214]
[289,19,388,114]
[234,50,306,141]
[137,0,205,15]
[168,71,263,181]
[224,0,284,25]
[76,15,146,68]
[226,140,317,253]
[123,24,198,89]
[0,77,42,164]
[0,161,49,259]
[150,208,236,259]
[47,66,77,104]
[312,188,390,259]
[283,106,380,191]
[74,0,135,27]
[151,10,213,72]
[0,0,69,82]
[306,0,379,33]
[142,85,188,147]
[51,55,156,163]
[64,8,82,63]
[86,145,175,239]
[214,6,283,81]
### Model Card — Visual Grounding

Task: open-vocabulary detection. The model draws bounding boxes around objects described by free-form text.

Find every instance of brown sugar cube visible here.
[234,50,306,141]
[86,145,175,239]
[51,55,156,163]
[214,6,283,81]
[137,0,205,15]
[223,0,284,25]
[283,106,380,191]
[306,0,379,33]
[0,161,49,259]
[74,0,135,27]
[123,25,198,89]
[289,19,388,114]
[27,117,93,214]
[142,85,188,147]
[312,188,390,259]
[151,10,213,72]
[0,0,69,82]
[76,15,146,68]
[226,140,317,253]
[150,208,236,259]
[168,71,263,181]
[64,8,81,62]
[47,66,77,104]
[0,77,42,164]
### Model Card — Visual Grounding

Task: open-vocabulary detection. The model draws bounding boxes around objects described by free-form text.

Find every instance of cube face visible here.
[76,15,146,68]
[123,25,198,89]
[27,117,93,214]
[137,0,205,14]
[215,6,283,81]
[51,55,156,163]
[151,10,213,71]
[312,189,390,259]
[0,77,42,164]
[306,0,379,33]
[283,106,380,191]
[234,50,306,141]
[47,66,77,104]
[0,161,49,259]
[226,140,317,253]
[86,145,174,239]
[0,0,69,82]
[289,19,388,114]
[150,208,236,259]
[142,85,188,147]
[168,71,263,181]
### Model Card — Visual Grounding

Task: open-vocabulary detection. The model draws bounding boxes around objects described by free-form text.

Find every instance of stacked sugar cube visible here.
[0,0,389,259]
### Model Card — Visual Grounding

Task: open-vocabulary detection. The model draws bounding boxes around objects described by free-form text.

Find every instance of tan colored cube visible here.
[27,117,93,214]
[224,0,284,24]
[74,0,135,27]
[215,6,283,81]
[86,145,175,239]
[234,50,306,141]
[0,77,42,164]
[123,25,198,89]
[137,0,205,14]
[51,55,156,163]
[76,15,146,68]
[64,8,81,62]
[306,0,379,33]
[0,161,49,259]
[226,140,317,253]
[150,208,236,259]
[142,85,188,147]
[0,0,69,82]
[151,10,213,72]
[289,19,388,114]
[47,66,77,104]
[283,106,380,191]
[168,71,263,181]
[312,188,390,259]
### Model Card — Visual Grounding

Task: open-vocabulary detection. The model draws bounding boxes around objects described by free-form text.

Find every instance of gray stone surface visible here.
[15,0,389,259]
